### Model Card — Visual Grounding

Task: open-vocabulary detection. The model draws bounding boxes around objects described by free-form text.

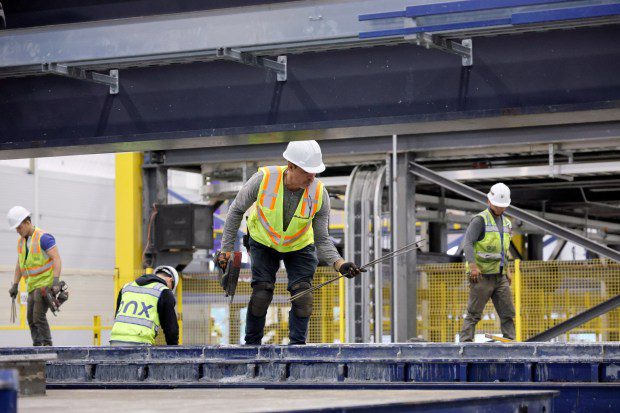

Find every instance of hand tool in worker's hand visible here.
[10,297,16,324]
[216,251,242,303]
[290,239,425,302]
[42,281,69,316]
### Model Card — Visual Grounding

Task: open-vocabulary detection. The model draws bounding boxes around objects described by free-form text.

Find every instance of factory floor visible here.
[19,388,553,412]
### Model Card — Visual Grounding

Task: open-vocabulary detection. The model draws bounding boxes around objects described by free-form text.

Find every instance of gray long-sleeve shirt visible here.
[463,209,507,266]
[221,171,343,266]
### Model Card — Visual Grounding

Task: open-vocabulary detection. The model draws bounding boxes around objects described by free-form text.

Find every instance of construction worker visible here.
[7,206,62,346]
[218,140,365,345]
[109,266,179,346]
[459,183,516,342]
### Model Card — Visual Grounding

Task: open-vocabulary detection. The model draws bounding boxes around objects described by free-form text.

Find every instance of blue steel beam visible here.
[360,2,620,38]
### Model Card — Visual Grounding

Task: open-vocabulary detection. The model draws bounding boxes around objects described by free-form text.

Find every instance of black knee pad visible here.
[249,282,274,318]
[290,281,313,318]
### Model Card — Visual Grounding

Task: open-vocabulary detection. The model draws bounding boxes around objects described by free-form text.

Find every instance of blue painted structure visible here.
[360,1,620,38]
[0,369,18,413]
[1,343,618,412]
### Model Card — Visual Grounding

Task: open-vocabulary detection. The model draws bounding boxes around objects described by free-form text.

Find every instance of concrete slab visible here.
[19,389,555,413]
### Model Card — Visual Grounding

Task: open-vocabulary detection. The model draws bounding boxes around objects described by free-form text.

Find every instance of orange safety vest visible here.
[17,227,54,292]
[247,165,324,252]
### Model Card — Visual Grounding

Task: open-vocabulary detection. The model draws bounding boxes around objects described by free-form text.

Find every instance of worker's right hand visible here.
[8,283,18,299]
[469,264,481,283]
[216,251,231,271]
[339,262,367,279]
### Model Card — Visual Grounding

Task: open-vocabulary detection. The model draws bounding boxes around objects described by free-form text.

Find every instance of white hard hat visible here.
[154,265,179,294]
[283,140,326,174]
[7,206,31,230]
[487,183,511,208]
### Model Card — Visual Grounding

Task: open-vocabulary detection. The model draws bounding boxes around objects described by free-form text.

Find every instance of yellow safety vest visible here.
[467,209,512,275]
[17,227,54,293]
[110,281,168,345]
[247,165,324,253]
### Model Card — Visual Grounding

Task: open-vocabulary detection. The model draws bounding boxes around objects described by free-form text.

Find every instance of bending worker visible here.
[7,206,62,346]
[218,140,364,345]
[459,183,516,342]
[109,266,179,346]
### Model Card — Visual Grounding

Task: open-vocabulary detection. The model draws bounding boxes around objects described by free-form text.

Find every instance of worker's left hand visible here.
[216,251,231,271]
[51,278,61,294]
[338,262,367,279]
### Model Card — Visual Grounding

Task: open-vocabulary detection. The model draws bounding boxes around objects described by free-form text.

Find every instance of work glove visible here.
[216,251,231,272]
[468,264,481,283]
[8,283,18,299]
[339,262,367,279]
[51,278,61,294]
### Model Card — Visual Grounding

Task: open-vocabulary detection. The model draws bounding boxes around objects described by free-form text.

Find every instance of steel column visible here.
[392,149,417,342]
[527,234,544,261]
[142,158,168,268]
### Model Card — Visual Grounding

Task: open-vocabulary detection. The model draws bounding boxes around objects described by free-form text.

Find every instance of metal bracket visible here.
[42,63,119,94]
[216,48,287,82]
[548,144,574,181]
[408,34,473,66]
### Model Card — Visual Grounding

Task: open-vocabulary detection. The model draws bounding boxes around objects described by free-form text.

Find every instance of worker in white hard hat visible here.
[459,183,516,342]
[7,206,62,346]
[218,140,365,345]
[109,265,179,346]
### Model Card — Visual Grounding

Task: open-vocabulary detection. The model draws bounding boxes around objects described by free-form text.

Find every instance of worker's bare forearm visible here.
[47,247,62,279]
[313,190,343,266]
[13,261,21,285]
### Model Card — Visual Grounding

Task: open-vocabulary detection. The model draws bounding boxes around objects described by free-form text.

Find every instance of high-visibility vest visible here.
[467,209,512,275]
[247,165,324,253]
[109,281,168,345]
[17,227,54,293]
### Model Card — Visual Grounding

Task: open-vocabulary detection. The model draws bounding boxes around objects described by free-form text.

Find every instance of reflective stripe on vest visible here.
[110,281,167,345]
[17,227,54,292]
[468,209,512,275]
[248,165,324,252]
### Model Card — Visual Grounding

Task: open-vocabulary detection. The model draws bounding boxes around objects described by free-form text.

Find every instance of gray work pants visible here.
[459,274,516,342]
[27,288,53,346]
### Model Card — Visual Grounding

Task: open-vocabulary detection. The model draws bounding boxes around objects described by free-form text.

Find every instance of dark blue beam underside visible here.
[1,26,620,154]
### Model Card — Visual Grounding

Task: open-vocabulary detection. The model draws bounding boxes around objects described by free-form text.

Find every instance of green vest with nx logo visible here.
[110,281,167,345]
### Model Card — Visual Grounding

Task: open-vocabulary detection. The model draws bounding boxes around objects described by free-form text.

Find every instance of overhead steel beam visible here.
[525,294,620,342]
[410,162,620,262]
[157,118,620,167]
[439,161,620,181]
[0,0,409,75]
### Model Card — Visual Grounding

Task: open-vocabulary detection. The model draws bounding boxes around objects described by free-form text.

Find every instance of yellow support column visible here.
[339,277,345,343]
[177,276,183,345]
[115,153,144,300]
[93,315,102,346]
[512,234,526,259]
[514,259,522,342]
